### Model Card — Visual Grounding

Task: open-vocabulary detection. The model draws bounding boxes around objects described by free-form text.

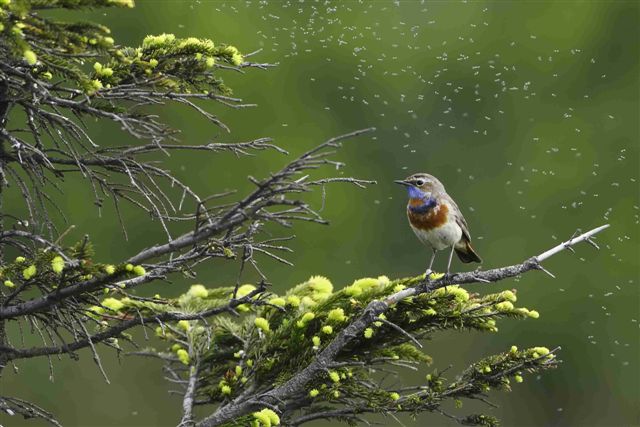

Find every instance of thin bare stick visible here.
[178,362,200,427]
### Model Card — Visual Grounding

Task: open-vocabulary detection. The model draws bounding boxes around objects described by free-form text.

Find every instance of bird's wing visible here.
[442,193,472,241]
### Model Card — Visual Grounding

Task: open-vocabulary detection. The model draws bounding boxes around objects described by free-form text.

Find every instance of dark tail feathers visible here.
[455,241,482,263]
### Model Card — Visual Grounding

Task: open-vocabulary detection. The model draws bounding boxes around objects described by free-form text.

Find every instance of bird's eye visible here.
[415,179,424,186]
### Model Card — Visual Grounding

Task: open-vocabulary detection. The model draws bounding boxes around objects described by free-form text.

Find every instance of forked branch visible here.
[197,224,609,426]
[0,128,376,321]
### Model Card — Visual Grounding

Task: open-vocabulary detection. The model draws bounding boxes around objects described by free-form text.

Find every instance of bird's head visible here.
[394,173,445,199]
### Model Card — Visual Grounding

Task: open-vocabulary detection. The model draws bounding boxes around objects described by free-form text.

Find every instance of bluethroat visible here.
[395,173,482,276]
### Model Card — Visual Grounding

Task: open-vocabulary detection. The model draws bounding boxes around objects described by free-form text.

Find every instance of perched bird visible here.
[395,173,481,275]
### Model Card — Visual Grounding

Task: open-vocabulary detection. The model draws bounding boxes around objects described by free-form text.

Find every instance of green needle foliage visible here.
[0,1,563,427]
[0,0,261,236]
[1,0,240,94]
[84,274,557,427]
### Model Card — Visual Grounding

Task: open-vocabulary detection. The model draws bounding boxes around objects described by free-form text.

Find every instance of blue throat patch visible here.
[407,186,425,199]
[407,186,436,214]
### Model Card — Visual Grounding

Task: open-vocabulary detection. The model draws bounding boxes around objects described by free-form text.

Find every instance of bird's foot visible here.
[438,270,454,293]
[442,271,452,291]
[424,269,433,281]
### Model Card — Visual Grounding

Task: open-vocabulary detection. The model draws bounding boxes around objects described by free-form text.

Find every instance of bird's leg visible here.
[441,245,456,292]
[425,248,437,280]
[446,245,455,275]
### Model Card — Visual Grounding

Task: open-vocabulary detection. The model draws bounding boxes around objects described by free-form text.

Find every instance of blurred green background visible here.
[2,1,639,426]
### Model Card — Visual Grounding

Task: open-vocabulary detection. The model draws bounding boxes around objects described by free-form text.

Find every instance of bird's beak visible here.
[394,180,412,187]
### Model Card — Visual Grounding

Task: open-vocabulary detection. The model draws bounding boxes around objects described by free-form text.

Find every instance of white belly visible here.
[410,221,462,251]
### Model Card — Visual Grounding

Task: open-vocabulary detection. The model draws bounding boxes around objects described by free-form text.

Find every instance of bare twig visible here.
[0,129,376,320]
[178,362,200,427]
[0,396,62,427]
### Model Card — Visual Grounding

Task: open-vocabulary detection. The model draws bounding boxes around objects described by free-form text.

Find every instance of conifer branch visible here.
[0,284,267,361]
[196,225,607,427]
[0,128,376,321]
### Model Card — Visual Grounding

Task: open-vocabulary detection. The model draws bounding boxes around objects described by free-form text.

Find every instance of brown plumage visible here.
[407,200,449,230]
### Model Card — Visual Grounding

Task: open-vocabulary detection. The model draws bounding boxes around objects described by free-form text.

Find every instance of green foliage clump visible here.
[0,238,153,319]
[92,273,556,425]
[0,0,244,96]
[93,33,244,93]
